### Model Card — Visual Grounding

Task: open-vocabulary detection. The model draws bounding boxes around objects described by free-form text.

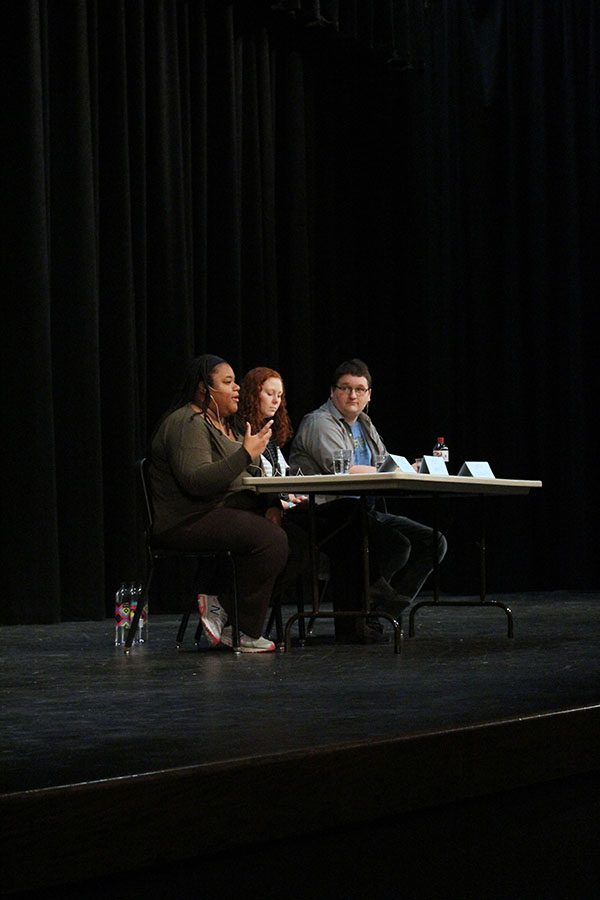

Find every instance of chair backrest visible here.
[136,458,154,534]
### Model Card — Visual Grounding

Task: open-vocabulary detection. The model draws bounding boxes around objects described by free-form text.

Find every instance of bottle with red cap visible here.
[433,436,449,463]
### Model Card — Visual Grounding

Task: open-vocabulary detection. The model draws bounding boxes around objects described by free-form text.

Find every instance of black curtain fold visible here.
[420,0,599,589]
[97,2,145,619]
[2,2,62,623]
[2,0,599,624]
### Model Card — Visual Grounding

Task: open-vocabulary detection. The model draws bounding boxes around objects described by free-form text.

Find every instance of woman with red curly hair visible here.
[239,367,308,509]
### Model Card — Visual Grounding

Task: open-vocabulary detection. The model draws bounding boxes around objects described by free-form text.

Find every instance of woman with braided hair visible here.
[149,354,307,653]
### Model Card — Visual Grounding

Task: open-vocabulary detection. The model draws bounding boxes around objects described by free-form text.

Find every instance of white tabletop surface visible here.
[242,472,542,496]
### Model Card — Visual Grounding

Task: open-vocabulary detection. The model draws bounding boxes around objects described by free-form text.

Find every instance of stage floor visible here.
[2,590,600,795]
[3,590,600,897]
[0,592,600,793]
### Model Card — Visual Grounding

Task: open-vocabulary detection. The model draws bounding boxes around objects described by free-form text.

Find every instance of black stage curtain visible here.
[416,0,599,593]
[1,0,598,624]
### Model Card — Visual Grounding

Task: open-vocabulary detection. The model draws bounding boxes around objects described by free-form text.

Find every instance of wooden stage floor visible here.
[2,591,600,898]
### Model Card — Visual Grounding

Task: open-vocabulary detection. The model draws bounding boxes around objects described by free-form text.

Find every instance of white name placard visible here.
[389,454,416,474]
[457,461,495,479]
[420,455,449,475]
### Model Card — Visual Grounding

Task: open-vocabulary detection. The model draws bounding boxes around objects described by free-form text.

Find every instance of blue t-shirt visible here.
[350,421,373,466]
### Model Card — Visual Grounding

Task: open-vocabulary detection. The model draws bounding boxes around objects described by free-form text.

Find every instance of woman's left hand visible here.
[289,493,309,507]
[279,493,308,511]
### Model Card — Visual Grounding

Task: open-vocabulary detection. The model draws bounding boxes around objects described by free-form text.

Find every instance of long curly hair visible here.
[238,367,293,447]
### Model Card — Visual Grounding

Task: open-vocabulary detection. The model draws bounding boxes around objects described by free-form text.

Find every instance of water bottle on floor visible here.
[114,583,131,645]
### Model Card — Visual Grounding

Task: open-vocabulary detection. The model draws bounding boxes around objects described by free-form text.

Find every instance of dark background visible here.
[2,0,598,625]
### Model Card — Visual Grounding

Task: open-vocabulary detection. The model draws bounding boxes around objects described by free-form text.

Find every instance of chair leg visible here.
[176,608,192,648]
[269,577,306,648]
[265,606,276,640]
[227,553,241,653]
[179,559,205,648]
[306,573,330,637]
[124,564,153,653]
[274,600,284,646]
[296,577,307,645]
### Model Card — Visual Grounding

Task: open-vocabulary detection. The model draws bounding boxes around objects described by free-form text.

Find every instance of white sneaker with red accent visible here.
[220,626,275,654]
[197,594,228,646]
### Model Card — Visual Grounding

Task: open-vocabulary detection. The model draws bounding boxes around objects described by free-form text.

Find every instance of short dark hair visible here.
[331,358,372,389]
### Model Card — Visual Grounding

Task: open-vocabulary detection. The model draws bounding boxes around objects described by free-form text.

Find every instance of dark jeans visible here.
[289,499,447,639]
[155,508,308,638]
[368,508,448,601]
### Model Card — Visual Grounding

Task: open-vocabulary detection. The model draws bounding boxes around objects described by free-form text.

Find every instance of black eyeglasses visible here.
[335,384,370,395]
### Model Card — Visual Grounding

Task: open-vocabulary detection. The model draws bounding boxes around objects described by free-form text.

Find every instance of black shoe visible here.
[369,577,411,615]
[334,618,389,644]
[353,618,390,645]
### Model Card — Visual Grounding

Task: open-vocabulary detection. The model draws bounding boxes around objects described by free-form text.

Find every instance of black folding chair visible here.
[125,458,241,653]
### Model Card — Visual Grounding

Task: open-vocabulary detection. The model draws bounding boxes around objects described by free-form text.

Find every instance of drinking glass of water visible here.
[333,449,352,474]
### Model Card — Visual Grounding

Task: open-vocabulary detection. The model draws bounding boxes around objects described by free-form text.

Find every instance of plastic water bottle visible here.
[129,583,148,644]
[433,436,449,463]
[114,582,131,646]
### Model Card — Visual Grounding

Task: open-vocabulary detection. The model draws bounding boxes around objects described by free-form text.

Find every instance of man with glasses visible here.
[289,358,447,644]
